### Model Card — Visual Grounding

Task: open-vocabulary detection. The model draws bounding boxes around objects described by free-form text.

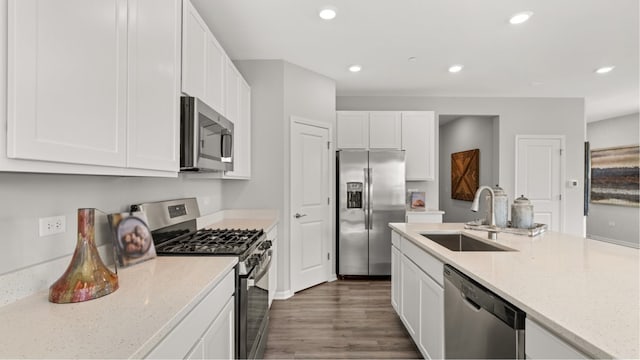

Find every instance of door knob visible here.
[294,213,307,219]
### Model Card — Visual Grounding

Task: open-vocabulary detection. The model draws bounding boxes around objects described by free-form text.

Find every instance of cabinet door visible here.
[402,111,436,180]
[204,35,225,114]
[406,213,443,223]
[185,340,204,360]
[400,254,420,342]
[369,111,401,149]
[181,0,206,99]
[391,245,401,313]
[8,0,127,167]
[419,270,444,360]
[267,228,277,307]
[526,319,587,359]
[202,297,235,360]
[127,0,180,172]
[337,111,369,149]
[224,77,251,179]
[225,61,240,122]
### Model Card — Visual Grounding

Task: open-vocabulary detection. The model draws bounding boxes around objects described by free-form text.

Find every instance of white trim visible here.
[515,135,566,232]
[289,116,334,293]
[328,274,338,282]
[274,290,294,300]
[587,234,640,249]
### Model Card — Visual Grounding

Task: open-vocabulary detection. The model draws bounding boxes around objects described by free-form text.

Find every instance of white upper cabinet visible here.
[223,77,251,179]
[181,0,206,100]
[369,111,402,149]
[402,111,436,181]
[127,0,181,171]
[7,0,128,167]
[337,111,401,149]
[224,60,240,123]
[337,110,436,180]
[6,0,180,175]
[204,35,225,114]
[337,111,369,149]
[182,0,225,116]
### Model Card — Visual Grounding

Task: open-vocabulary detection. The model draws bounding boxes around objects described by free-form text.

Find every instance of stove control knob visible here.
[246,255,260,268]
[260,240,272,250]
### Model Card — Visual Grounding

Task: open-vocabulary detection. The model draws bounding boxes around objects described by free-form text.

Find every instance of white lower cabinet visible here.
[400,254,420,341]
[267,227,278,307]
[418,269,444,359]
[391,245,401,313]
[392,230,445,360]
[526,318,587,359]
[146,269,235,359]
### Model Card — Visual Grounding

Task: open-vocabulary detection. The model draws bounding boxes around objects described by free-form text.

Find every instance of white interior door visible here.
[515,135,564,231]
[290,117,331,293]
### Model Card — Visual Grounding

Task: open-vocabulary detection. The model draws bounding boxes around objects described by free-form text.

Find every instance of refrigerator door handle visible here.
[363,168,369,229]
[368,168,373,230]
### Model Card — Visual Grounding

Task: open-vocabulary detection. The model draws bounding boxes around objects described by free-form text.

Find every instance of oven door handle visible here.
[252,253,272,284]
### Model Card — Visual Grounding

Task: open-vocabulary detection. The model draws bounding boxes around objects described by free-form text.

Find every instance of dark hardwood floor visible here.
[264,279,421,359]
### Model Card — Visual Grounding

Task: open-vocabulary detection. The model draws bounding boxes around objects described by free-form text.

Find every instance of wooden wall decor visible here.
[451,149,479,201]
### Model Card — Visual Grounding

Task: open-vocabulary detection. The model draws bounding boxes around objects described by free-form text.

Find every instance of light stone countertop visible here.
[197,209,278,234]
[0,256,237,359]
[389,222,640,359]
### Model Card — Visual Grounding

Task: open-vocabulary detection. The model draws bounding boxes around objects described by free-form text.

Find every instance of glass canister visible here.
[511,195,534,229]
[485,185,508,228]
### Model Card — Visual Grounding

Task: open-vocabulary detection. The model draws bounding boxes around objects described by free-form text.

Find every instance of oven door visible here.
[239,251,271,359]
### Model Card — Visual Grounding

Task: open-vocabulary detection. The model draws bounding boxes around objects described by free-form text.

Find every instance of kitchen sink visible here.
[421,233,515,252]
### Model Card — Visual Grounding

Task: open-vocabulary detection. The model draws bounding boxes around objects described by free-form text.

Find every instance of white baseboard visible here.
[274,290,294,300]
[328,274,338,282]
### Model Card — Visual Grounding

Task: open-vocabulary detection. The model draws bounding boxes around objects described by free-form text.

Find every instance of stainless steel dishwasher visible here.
[444,265,525,359]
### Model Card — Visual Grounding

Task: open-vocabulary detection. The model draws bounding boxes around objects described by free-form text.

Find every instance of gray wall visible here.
[337,96,586,236]
[439,116,498,223]
[586,112,640,247]
[224,60,336,294]
[0,172,222,276]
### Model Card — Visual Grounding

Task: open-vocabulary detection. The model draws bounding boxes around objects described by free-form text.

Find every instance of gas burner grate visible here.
[155,228,264,256]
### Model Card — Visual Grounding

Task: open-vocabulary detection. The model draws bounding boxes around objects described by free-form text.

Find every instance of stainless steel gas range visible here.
[132,198,271,360]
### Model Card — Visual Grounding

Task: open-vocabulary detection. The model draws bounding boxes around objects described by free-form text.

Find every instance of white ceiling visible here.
[192,0,639,122]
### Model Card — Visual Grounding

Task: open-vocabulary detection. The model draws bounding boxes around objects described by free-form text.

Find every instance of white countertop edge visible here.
[388,222,631,359]
[130,258,237,359]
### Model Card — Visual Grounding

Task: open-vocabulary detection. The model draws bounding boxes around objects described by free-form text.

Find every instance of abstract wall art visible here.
[590,145,640,207]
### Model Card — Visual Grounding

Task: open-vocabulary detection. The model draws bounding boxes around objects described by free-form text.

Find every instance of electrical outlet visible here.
[39,216,66,237]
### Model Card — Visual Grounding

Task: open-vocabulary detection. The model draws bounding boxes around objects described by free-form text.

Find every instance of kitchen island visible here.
[390,222,639,359]
[0,256,237,359]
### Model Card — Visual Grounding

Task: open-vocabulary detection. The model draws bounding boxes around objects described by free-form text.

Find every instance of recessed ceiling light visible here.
[408,57,417,62]
[509,11,533,25]
[318,6,337,20]
[448,64,464,73]
[594,66,615,74]
[348,64,362,73]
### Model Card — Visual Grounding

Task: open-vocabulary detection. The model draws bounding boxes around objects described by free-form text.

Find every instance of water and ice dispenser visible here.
[346,182,363,209]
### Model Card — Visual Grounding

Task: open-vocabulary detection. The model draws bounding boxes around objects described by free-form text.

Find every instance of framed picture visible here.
[590,145,639,207]
[410,191,426,209]
[108,212,157,267]
[451,149,479,201]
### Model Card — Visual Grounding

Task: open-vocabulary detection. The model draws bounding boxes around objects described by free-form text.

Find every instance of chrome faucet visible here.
[471,186,498,240]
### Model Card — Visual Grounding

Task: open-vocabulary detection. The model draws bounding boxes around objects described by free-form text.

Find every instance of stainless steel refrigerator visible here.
[337,150,406,276]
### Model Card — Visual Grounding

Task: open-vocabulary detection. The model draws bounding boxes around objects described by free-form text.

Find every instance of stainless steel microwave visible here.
[180,96,233,172]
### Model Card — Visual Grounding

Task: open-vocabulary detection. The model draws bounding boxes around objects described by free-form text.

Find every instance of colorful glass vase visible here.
[49,208,119,303]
